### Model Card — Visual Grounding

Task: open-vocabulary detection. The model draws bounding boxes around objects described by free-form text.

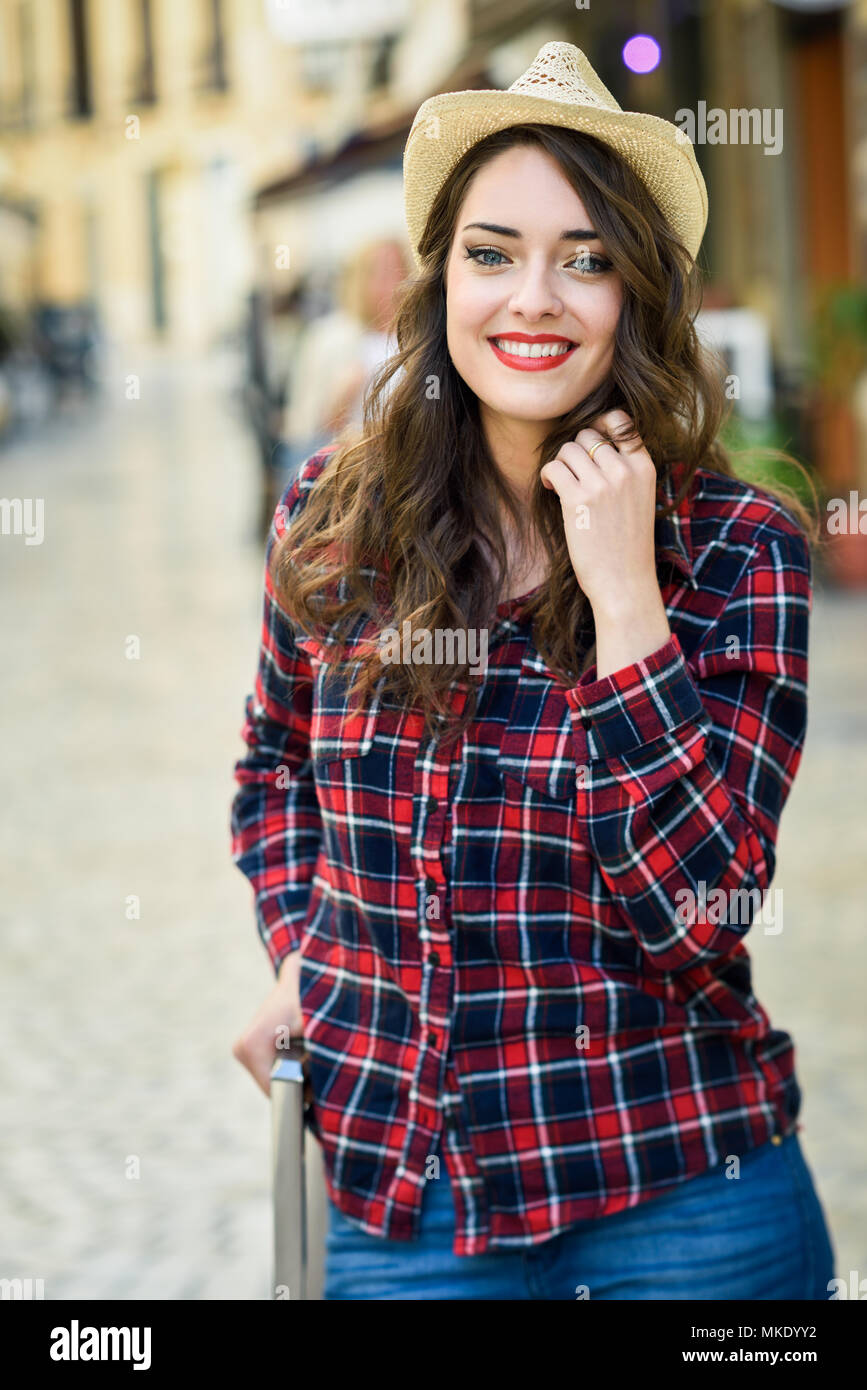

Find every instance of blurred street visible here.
[1,353,865,1298]
[0,351,285,1299]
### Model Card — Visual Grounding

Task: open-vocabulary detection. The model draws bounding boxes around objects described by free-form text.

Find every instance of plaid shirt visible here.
[230,446,811,1255]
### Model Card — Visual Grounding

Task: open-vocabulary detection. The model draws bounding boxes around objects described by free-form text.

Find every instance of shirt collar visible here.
[655,464,698,590]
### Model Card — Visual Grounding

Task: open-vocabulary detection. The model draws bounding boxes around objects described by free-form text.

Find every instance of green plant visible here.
[808,282,867,400]
[720,413,819,515]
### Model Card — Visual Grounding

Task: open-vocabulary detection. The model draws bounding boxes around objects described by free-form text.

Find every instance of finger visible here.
[573,430,626,479]
[589,414,656,479]
[539,457,586,502]
[540,458,592,535]
[553,441,603,488]
[591,409,645,456]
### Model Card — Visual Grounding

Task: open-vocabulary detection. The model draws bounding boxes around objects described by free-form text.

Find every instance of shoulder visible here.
[266,445,338,564]
[687,467,811,586]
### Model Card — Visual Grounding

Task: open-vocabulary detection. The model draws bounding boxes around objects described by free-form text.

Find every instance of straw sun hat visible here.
[403,41,708,270]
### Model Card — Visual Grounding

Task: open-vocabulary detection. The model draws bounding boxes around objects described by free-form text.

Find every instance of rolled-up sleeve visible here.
[565,524,811,972]
[230,466,324,975]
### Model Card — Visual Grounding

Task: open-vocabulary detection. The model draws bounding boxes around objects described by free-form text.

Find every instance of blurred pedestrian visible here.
[281,236,411,473]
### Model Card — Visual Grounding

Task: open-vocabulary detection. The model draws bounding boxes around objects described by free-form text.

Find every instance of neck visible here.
[480,407,552,504]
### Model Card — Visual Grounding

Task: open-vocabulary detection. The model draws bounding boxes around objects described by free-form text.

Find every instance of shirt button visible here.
[444,1112,461,1131]
[427,795,438,815]
[428,951,440,968]
[427,1032,437,1047]
[771,1133,783,1146]
[580,713,592,731]
[425,875,437,894]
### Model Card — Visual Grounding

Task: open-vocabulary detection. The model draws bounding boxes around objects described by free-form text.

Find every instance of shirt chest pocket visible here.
[496,681,581,804]
[296,636,377,765]
[296,634,413,775]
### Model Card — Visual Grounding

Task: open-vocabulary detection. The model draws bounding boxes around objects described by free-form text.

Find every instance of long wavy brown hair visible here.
[270,123,817,748]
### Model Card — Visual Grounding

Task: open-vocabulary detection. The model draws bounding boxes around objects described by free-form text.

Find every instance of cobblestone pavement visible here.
[1,349,864,1299]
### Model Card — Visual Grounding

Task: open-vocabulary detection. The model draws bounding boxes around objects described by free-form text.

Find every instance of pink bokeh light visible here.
[622,35,661,75]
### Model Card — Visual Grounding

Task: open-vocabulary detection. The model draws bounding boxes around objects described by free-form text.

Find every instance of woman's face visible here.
[443,144,624,439]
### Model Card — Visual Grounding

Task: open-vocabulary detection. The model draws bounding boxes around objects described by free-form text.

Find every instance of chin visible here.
[483,388,581,419]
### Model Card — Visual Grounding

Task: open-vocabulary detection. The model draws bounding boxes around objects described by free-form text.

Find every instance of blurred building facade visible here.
[1,0,866,573]
[0,0,425,347]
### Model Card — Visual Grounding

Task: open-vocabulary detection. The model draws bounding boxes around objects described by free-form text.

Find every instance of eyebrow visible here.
[461,221,601,241]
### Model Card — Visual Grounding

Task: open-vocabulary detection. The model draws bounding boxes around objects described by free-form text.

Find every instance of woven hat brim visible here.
[403,89,708,267]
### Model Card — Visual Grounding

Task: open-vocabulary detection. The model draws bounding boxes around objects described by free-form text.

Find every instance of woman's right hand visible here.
[232,951,307,1099]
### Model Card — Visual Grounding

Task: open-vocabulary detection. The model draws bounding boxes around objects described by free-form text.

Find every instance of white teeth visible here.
[492,339,573,358]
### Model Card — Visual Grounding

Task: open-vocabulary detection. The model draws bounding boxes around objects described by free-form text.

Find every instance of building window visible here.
[298,42,344,93]
[12,0,36,129]
[67,0,92,118]
[131,0,156,105]
[196,0,228,94]
[369,34,397,91]
[146,169,167,333]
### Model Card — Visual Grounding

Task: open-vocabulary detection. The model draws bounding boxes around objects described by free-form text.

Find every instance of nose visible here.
[506,256,564,322]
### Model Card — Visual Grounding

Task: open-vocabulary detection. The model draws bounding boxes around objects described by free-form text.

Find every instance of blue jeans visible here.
[323,1132,835,1299]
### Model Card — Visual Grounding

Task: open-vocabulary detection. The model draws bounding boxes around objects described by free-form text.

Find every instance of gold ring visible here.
[587,438,607,462]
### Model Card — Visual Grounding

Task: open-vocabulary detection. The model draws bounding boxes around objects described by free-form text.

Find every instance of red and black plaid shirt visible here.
[230,446,811,1255]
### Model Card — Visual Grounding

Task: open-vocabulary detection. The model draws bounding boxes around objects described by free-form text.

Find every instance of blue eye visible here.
[464,246,507,267]
[568,251,613,274]
[463,245,613,274]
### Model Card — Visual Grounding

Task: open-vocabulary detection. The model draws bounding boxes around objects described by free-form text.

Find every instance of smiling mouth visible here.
[487,337,579,371]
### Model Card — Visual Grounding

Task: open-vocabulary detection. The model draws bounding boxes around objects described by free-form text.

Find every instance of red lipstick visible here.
[487,332,578,372]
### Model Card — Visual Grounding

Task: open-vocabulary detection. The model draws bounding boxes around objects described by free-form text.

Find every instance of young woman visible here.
[230,43,835,1300]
